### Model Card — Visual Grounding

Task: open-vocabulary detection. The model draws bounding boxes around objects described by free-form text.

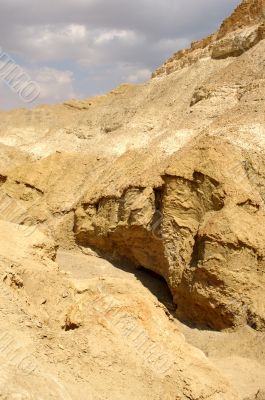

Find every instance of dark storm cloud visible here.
[0,0,240,109]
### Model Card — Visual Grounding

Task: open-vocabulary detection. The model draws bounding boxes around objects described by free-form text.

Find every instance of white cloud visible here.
[127,68,151,83]
[66,24,87,41]
[0,66,76,109]
[32,67,76,101]
[31,24,88,45]
[11,24,89,61]
[95,29,138,45]
[8,24,142,64]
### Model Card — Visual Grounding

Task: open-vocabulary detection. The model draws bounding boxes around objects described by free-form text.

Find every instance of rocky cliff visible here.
[153,0,265,77]
[0,1,265,399]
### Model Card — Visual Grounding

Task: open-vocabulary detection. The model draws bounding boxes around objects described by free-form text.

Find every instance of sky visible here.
[0,0,239,110]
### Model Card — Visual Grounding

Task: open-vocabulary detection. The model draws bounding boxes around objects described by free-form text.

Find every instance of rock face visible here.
[74,135,265,331]
[1,0,265,333]
[1,1,265,398]
[152,0,265,77]
[0,222,239,399]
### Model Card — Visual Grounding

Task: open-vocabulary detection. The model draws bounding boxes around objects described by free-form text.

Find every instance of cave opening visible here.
[109,257,176,316]
[135,265,176,315]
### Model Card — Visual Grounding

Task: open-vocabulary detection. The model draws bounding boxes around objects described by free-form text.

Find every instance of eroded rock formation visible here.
[152,0,265,77]
[1,1,265,398]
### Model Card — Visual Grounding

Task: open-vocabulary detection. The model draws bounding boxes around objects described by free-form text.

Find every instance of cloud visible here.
[95,29,138,45]
[127,68,152,83]
[0,66,76,109]
[32,67,76,101]
[0,0,240,109]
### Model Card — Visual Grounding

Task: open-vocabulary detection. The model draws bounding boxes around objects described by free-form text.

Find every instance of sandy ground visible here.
[56,249,265,400]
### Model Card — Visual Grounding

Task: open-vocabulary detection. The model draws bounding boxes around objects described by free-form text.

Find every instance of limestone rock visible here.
[0,221,239,400]
[153,0,265,77]
[1,1,265,398]
[212,24,265,59]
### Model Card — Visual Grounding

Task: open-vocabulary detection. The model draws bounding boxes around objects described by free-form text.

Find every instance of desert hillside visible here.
[0,1,265,399]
